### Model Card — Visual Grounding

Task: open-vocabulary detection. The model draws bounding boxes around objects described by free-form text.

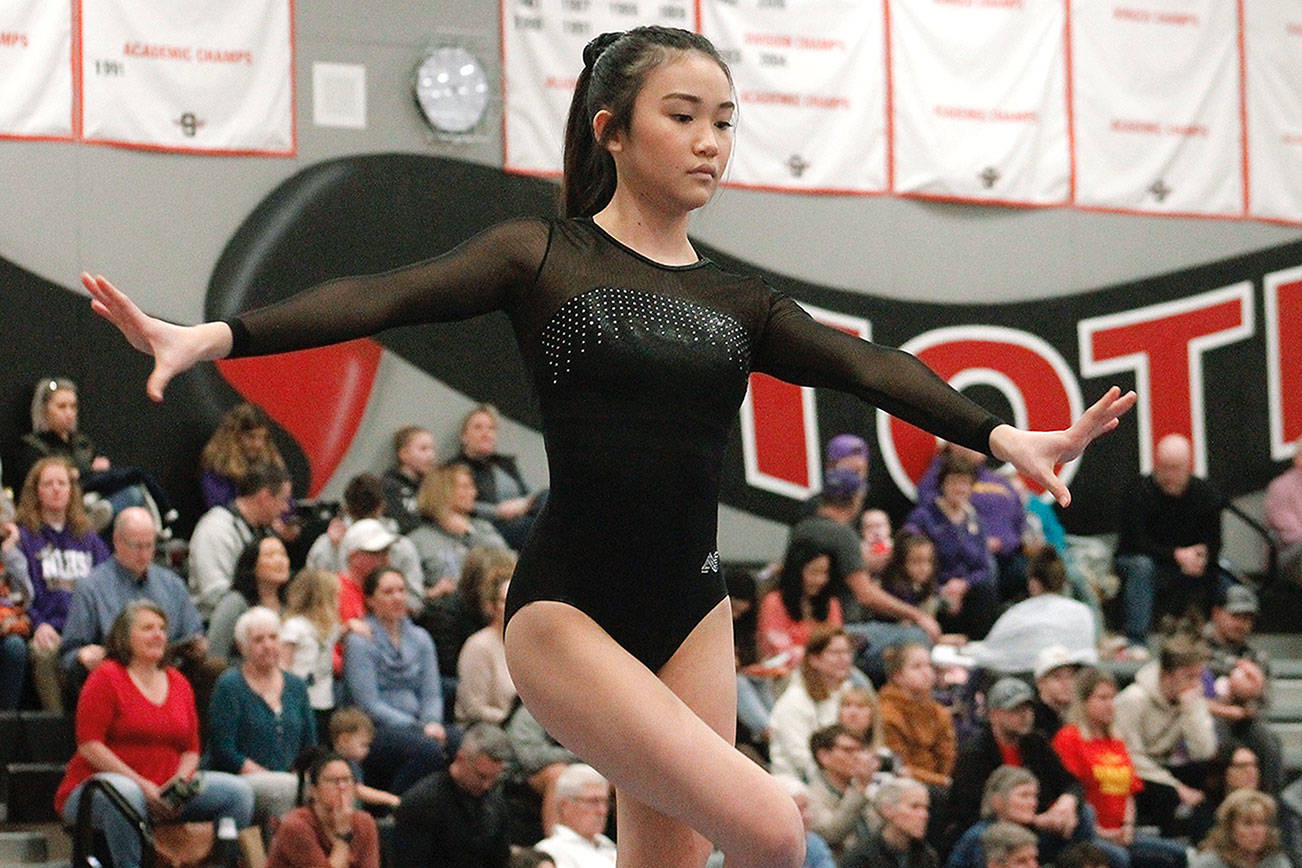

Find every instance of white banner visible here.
[1244,5,1302,225]
[0,0,73,139]
[700,0,887,193]
[890,0,1069,204]
[80,0,294,155]
[502,0,694,176]
[1072,0,1242,216]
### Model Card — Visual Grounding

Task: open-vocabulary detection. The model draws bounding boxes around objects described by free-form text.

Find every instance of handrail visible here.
[70,777,158,868]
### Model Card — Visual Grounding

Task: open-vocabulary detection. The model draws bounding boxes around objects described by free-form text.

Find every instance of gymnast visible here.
[82,25,1135,868]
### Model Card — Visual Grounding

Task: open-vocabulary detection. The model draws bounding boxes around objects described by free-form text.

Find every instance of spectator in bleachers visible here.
[189,461,292,619]
[0,521,31,710]
[838,684,883,748]
[877,642,956,789]
[839,776,939,868]
[408,462,510,597]
[336,519,394,639]
[455,572,516,726]
[306,472,425,614]
[512,851,557,868]
[456,404,545,550]
[1201,584,1283,794]
[208,606,316,826]
[860,508,895,579]
[504,702,580,842]
[1264,438,1302,587]
[199,402,287,510]
[917,444,1028,603]
[1191,741,1263,847]
[532,763,616,867]
[759,538,845,671]
[769,626,862,780]
[905,455,1000,640]
[279,567,342,733]
[962,548,1097,677]
[789,469,941,670]
[60,506,207,701]
[942,678,1084,858]
[208,536,291,661]
[55,600,257,868]
[728,565,776,747]
[946,766,1109,868]
[1052,666,1187,868]
[1030,646,1086,738]
[383,425,437,535]
[1115,434,1225,654]
[795,433,872,522]
[971,820,1039,868]
[12,377,175,529]
[326,707,401,811]
[421,546,516,685]
[1114,632,1217,838]
[342,565,448,795]
[392,721,513,868]
[1191,790,1289,868]
[805,723,878,856]
[265,750,380,868]
[15,456,110,712]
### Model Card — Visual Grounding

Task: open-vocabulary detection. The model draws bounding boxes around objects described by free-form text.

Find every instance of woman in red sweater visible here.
[56,600,256,867]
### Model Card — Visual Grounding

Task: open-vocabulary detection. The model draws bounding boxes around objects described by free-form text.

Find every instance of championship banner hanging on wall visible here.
[1071,0,1242,217]
[889,0,1069,205]
[80,0,294,155]
[502,0,695,176]
[1243,4,1302,225]
[700,0,887,194]
[0,0,73,140]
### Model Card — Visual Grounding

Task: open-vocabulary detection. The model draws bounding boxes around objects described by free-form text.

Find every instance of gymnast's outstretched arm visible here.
[753,292,1135,507]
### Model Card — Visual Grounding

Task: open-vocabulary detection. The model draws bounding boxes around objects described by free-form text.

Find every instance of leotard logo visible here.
[700,551,720,573]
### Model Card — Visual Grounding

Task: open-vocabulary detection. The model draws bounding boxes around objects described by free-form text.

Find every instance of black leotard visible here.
[228,217,1001,671]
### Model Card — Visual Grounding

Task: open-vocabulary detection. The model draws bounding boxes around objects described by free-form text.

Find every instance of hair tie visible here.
[583,31,623,69]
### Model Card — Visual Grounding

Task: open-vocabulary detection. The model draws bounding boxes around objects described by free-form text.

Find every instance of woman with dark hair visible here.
[266,750,380,868]
[342,566,448,795]
[86,23,1134,865]
[759,539,844,671]
[14,456,110,711]
[1191,790,1290,868]
[905,455,1000,639]
[209,535,291,660]
[56,600,257,867]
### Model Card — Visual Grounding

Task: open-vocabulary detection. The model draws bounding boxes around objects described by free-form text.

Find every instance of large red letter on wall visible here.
[740,304,870,498]
[1266,267,1302,460]
[878,326,1082,499]
[1079,283,1253,476]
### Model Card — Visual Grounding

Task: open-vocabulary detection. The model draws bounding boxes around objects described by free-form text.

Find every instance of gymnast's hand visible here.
[987,385,1137,508]
[81,272,233,402]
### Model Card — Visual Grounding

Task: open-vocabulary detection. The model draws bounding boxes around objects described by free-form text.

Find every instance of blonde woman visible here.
[408,463,509,596]
[280,567,342,732]
[1192,790,1289,868]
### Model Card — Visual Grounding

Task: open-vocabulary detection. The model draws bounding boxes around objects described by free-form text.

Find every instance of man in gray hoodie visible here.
[1114,632,1217,837]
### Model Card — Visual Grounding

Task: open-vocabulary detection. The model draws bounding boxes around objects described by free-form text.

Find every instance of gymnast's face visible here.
[599,50,734,215]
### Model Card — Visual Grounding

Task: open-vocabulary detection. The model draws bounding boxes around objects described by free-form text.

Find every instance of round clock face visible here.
[414,46,489,134]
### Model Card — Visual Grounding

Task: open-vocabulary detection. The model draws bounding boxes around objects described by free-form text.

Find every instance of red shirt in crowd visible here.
[1051,723,1143,830]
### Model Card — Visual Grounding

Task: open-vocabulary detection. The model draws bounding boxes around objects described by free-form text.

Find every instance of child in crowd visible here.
[327,707,401,810]
[877,643,956,788]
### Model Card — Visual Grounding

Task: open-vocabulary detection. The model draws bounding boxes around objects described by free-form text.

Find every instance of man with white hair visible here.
[534,763,616,867]
[1114,433,1224,652]
[839,776,937,868]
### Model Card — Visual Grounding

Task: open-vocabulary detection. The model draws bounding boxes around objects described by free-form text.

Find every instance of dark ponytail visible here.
[561,26,731,218]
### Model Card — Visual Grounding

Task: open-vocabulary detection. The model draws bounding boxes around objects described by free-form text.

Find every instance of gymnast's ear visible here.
[592,109,621,153]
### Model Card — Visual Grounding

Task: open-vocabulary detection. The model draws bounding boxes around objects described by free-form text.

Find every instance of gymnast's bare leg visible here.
[504,597,805,867]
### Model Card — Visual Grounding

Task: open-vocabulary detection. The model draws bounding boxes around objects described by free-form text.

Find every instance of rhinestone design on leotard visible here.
[539,286,752,386]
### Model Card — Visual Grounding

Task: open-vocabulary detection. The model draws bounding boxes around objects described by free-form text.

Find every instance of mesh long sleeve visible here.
[753,292,1003,455]
[226,219,551,357]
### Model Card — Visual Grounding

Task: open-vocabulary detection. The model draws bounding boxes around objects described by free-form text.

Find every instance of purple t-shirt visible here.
[18,523,110,632]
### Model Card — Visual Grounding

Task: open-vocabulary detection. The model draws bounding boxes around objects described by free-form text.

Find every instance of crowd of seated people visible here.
[3,385,1301,867]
